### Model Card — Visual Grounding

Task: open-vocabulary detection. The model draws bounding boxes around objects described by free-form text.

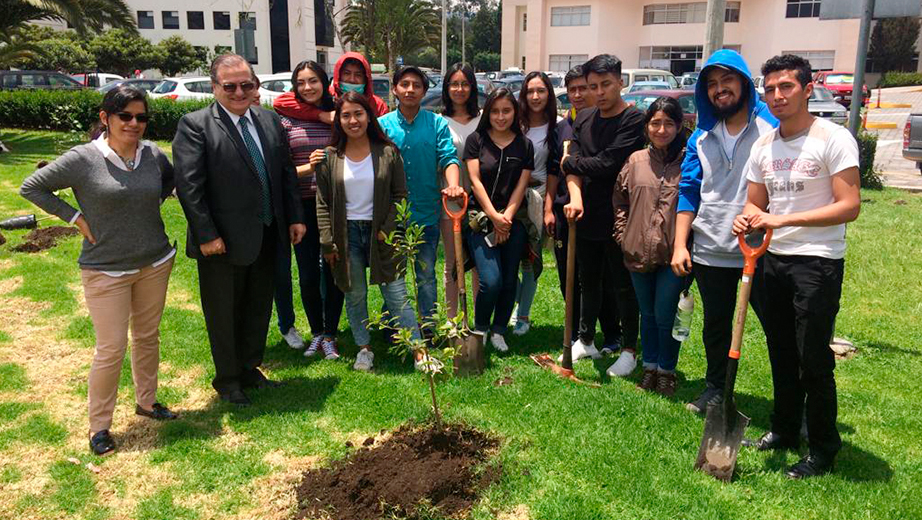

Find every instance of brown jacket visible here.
[613,146,684,273]
[315,142,407,291]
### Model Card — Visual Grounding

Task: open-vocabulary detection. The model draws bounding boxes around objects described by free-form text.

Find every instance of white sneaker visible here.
[606,350,637,377]
[490,333,509,352]
[303,336,323,357]
[353,348,374,371]
[512,319,530,336]
[558,338,600,363]
[282,327,305,349]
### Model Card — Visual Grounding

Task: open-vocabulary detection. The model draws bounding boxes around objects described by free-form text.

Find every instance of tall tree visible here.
[340,0,441,73]
[158,36,204,77]
[88,28,163,77]
[0,0,136,35]
[869,17,921,73]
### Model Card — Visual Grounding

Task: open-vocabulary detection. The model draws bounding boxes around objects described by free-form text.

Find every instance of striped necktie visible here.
[238,116,272,226]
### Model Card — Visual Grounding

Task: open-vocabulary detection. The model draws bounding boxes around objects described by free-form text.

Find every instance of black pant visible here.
[693,262,765,390]
[198,224,277,394]
[575,237,638,348]
[274,199,344,337]
[762,253,843,459]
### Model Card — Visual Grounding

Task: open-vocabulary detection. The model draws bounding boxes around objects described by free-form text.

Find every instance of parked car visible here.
[0,70,85,91]
[622,89,697,126]
[256,72,292,104]
[98,78,161,93]
[420,89,488,114]
[625,81,673,93]
[71,73,124,88]
[902,113,922,173]
[148,77,214,101]
[555,87,571,112]
[493,76,525,94]
[808,86,848,125]
[813,71,869,108]
[620,69,679,93]
[477,78,495,95]
[679,72,699,88]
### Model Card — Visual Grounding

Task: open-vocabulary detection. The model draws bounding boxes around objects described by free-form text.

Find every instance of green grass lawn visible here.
[0,128,921,520]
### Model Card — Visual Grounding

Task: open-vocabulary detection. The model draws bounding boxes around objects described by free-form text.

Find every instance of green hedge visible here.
[857,130,884,190]
[877,72,922,88]
[0,89,212,141]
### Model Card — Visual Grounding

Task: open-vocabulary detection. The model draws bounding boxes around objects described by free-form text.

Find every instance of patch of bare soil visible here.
[11,226,79,253]
[294,423,500,520]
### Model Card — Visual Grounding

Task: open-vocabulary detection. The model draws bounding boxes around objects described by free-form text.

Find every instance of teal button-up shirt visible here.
[379,107,459,226]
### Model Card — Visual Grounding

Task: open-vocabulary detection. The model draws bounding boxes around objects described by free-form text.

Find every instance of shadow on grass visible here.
[0,131,79,166]
[863,340,921,358]
[759,440,893,483]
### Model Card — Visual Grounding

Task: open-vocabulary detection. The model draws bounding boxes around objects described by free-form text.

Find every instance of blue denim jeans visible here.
[467,220,527,335]
[515,261,539,318]
[630,267,685,372]
[344,221,420,347]
[413,223,441,322]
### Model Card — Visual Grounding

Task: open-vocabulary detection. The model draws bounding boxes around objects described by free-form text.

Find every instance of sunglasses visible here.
[219,81,257,93]
[115,112,150,123]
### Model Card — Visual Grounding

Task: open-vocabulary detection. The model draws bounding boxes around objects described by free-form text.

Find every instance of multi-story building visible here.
[501,0,868,75]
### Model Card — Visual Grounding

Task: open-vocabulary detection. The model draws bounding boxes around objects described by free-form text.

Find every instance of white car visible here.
[149,77,214,101]
[620,69,679,93]
[256,72,293,104]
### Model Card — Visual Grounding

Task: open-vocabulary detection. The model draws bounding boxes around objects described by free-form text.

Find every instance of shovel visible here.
[443,192,485,377]
[0,214,53,230]
[694,228,772,481]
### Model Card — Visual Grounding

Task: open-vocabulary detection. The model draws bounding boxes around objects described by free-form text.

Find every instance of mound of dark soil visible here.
[294,423,500,520]
[11,226,79,253]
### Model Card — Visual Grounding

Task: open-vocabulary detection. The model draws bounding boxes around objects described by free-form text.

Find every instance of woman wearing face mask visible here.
[464,88,535,353]
[613,97,689,397]
[20,86,178,455]
[511,71,560,336]
[271,60,345,360]
[440,62,481,318]
[315,91,420,372]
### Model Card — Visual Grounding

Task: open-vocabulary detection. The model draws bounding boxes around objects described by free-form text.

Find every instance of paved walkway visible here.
[865,86,922,192]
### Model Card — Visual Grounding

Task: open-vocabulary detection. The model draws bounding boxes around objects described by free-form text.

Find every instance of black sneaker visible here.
[686,386,723,415]
[786,454,834,479]
[89,430,115,456]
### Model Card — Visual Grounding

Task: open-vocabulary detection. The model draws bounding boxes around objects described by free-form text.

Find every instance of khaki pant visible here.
[81,258,173,434]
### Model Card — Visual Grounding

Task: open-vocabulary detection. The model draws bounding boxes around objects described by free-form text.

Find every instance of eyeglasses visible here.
[449,82,472,90]
[219,81,257,93]
[115,112,150,123]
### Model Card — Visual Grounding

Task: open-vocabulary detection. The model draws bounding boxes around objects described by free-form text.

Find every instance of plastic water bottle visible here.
[672,290,694,342]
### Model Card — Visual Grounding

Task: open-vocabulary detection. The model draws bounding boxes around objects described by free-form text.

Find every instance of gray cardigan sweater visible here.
[20,142,175,271]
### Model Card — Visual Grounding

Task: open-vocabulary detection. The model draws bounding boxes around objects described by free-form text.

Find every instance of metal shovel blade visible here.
[453,331,485,377]
[694,398,750,482]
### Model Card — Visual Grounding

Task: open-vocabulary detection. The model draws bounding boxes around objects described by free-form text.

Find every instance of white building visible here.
[501,0,871,76]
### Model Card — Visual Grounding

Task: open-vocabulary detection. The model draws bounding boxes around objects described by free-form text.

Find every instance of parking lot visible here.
[865,86,922,191]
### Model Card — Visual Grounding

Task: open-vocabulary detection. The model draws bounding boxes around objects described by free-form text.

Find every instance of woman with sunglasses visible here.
[271,60,345,360]
[20,86,178,455]
[464,88,535,352]
[314,91,421,372]
[440,63,481,318]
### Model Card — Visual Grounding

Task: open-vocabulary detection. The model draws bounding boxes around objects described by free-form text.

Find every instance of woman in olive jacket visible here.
[313,91,420,372]
[613,97,688,397]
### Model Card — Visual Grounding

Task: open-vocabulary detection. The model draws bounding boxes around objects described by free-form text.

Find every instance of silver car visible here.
[809,86,848,125]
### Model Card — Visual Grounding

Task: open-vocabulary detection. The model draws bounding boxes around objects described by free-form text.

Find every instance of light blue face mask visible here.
[340,82,365,95]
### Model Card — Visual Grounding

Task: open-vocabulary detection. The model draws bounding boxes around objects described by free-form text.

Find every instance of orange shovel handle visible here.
[442,192,468,232]
[737,228,772,275]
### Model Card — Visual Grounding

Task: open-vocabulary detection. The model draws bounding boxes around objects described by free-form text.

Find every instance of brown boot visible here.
[655,371,677,397]
[636,368,658,391]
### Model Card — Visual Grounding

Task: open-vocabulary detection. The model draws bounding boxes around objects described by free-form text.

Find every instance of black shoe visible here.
[248,378,284,390]
[686,386,723,415]
[786,454,834,479]
[135,403,179,420]
[219,389,251,406]
[742,431,799,451]
[90,430,116,456]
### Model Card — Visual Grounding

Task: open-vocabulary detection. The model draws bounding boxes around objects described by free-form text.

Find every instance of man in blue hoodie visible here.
[671,50,778,414]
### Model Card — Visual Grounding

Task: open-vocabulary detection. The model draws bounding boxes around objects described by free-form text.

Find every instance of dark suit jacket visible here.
[173,103,304,265]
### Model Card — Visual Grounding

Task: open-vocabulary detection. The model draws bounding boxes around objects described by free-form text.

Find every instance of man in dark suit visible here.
[174,54,306,405]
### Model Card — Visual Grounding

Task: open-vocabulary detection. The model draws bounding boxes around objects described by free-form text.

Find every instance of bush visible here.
[857,130,884,190]
[877,71,922,88]
[0,90,212,141]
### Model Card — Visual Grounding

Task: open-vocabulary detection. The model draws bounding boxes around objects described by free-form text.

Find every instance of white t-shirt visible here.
[445,113,481,201]
[525,123,550,191]
[717,120,743,159]
[344,154,375,221]
[745,117,860,259]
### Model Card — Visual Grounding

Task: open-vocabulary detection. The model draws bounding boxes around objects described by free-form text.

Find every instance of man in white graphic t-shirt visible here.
[733,54,861,479]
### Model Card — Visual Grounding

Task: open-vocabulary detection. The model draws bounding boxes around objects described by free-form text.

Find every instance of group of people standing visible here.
[20,47,860,481]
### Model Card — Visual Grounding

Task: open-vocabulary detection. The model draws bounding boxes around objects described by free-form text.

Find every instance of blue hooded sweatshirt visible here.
[676,49,779,268]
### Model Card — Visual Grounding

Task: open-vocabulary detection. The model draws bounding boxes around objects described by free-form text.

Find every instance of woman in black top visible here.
[463,88,535,352]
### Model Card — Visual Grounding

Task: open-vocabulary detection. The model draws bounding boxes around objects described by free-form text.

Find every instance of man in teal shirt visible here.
[379,66,462,330]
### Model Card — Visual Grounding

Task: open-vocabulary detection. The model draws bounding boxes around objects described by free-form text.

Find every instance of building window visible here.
[523,13,527,31]
[239,12,256,30]
[786,0,821,18]
[137,11,154,29]
[249,47,258,65]
[783,50,835,71]
[643,2,740,25]
[550,6,591,27]
[549,54,589,72]
[162,11,179,30]
[187,11,204,30]
[213,11,230,30]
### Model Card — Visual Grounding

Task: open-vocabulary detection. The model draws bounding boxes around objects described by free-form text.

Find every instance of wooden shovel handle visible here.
[728,230,771,360]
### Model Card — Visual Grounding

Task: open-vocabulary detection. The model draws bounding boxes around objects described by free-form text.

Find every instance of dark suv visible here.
[0,70,86,91]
